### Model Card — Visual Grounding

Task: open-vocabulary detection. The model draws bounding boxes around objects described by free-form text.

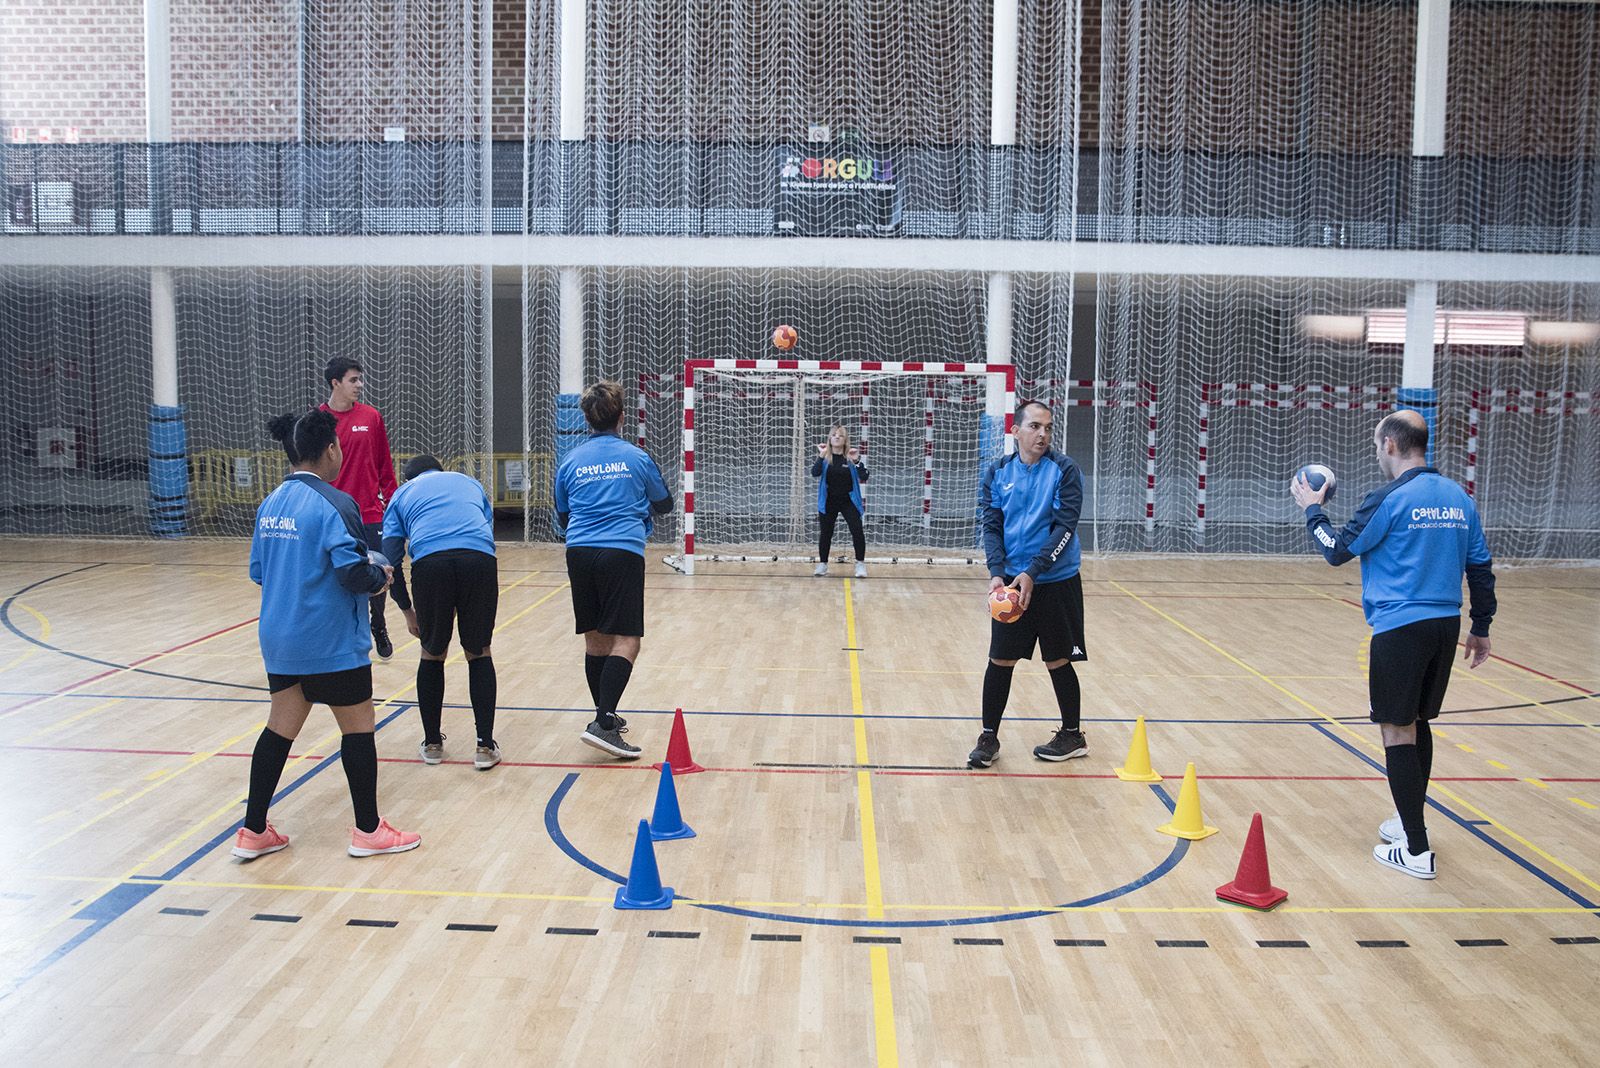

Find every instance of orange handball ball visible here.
[771,324,798,351]
[988,586,1024,624]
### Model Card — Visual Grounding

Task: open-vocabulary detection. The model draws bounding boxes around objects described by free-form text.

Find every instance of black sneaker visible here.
[581,719,641,760]
[967,730,1000,769]
[372,625,394,662]
[1033,728,1087,762]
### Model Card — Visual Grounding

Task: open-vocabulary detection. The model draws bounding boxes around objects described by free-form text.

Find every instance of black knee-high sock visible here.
[244,727,294,833]
[1048,662,1081,731]
[584,654,606,706]
[1416,720,1434,784]
[1385,743,1429,855]
[341,731,381,834]
[468,657,497,746]
[596,656,634,730]
[981,663,1014,734]
[416,658,446,744]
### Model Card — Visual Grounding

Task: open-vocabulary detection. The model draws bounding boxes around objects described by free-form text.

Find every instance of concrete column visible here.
[555,268,587,466]
[146,0,186,535]
[1412,0,1451,158]
[1400,281,1440,464]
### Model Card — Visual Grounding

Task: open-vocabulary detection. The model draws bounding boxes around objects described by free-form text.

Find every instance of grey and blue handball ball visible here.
[1291,463,1337,502]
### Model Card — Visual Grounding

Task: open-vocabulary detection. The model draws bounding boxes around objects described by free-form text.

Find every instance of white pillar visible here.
[145,0,171,143]
[1403,281,1438,390]
[559,267,585,393]
[1412,0,1450,157]
[560,0,586,141]
[151,269,178,407]
[985,272,1013,419]
[990,0,1019,146]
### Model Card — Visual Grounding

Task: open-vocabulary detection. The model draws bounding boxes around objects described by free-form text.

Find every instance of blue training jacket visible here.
[1303,466,1496,636]
[979,448,1084,583]
[249,472,389,675]
[811,453,868,513]
[554,432,674,556]
[381,470,496,567]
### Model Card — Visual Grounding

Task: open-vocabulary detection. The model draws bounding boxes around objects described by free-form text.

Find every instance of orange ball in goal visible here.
[988,586,1024,624]
[771,324,798,351]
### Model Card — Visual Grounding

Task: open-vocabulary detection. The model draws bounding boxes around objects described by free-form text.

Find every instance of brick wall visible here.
[0,1,145,143]
[171,0,298,141]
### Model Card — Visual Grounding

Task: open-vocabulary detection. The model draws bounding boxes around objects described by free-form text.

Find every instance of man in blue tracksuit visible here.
[1293,409,1496,881]
[382,455,502,771]
[968,400,1090,769]
[234,409,420,861]
[554,381,674,760]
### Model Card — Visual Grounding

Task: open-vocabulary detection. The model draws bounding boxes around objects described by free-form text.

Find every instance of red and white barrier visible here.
[1465,389,1596,499]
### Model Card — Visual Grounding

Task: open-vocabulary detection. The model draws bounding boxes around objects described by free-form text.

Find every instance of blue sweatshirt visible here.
[380,469,496,611]
[811,453,868,513]
[554,432,674,556]
[979,449,1084,584]
[1303,466,1496,636]
[249,472,389,674]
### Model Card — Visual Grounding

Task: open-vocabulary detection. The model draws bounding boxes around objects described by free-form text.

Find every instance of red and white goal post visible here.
[666,359,1017,575]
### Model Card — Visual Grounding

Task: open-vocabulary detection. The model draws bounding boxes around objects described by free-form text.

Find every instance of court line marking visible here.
[0,600,48,676]
[1114,580,1600,901]
[843,576,898,1068]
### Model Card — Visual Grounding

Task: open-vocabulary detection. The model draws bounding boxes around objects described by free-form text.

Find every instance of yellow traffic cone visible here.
[1157,762,1218,840]
[1114,716,1162,783]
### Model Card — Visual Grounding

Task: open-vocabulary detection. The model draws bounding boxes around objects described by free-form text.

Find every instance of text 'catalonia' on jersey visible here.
[249,472,390,675]
[553,432,674,558]
[1303,466,1496,636]
[979,448,1084,584]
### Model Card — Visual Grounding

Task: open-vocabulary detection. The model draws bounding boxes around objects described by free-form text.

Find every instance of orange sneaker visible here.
[231,821,289,860]
[348,818,421,857]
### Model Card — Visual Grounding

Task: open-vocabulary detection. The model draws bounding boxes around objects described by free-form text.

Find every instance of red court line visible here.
[0,616,258,718]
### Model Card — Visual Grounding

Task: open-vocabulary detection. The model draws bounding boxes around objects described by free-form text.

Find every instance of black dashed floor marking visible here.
[1358,940,1409,948]
[159,907,207,917]
[1156,940,1208,948]
[546,926,598,936]
[1054,939,1107,947]
[252,913,300,923]
[1456,938,1507,947]
[853,936,901,945]
[647,930,701,939]
[1552,936,1600,945]
[1257,940,1310,948]
[446,923,497,932]
[346,919,398,928]
[751,933,802,943]
[954,937,1003,946]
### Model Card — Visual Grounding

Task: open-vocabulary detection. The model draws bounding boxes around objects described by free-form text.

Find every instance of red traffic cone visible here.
[1215,812,1288,911]
[652,708,705,774]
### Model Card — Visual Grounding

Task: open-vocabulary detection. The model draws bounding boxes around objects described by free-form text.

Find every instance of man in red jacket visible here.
[320,357,401,661]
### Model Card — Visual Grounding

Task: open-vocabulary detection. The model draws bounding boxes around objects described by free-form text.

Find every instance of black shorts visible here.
[411,549,498,656]
[567,546,646,637]
[267,664,374,707]
[1369,615,1460,726]
[988,574,1088,663]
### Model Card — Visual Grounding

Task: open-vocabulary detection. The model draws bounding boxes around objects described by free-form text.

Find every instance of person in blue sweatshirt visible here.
[381,455,501,771]
[968,400,1090,769]
[232,410,421,862]
[1293,408,1496,881]
[553,381,673,760]
[810,424,869,578]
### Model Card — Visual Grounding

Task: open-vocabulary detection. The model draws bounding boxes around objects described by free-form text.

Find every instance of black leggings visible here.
[819,500,866,562]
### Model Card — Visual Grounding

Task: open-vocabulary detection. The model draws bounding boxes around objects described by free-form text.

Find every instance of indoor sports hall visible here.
[2,2,1598,1064]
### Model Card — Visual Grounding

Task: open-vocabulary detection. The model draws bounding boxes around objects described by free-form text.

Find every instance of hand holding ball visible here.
[989,586,1024,624]
[1290,463,1337,505]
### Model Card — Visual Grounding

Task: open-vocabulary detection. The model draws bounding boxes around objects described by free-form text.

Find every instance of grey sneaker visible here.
[419,736,446,765]
[854,561,868,578]
[813,563,828,577]
[581,720,641,759]
[474,743,502,770]
[968,730,1000,769]
[1033,728,1088,762]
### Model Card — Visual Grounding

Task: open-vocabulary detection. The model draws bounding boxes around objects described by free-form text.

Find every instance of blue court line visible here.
[1,688,1594,730]
[2,704,412,1000]
[1309,723,1600,915]
[542,772,1187,929]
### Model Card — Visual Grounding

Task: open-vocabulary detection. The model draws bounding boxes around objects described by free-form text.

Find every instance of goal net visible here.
[670,360,1014,574]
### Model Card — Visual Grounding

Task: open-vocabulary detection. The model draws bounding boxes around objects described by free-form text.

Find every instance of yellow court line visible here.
[843,578,898,1068]
[1455,667,1600,733]
[15,697,123,744]
[0,601,49,676]
[1113,580,1600,900]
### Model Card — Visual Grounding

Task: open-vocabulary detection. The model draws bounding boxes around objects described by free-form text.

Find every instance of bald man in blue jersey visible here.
[1294,409,1497,881]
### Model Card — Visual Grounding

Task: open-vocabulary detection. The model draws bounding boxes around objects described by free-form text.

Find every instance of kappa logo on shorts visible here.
[1072,646,1083,656]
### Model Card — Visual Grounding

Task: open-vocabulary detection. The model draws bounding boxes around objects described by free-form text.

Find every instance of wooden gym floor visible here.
[0,538,1596,1065]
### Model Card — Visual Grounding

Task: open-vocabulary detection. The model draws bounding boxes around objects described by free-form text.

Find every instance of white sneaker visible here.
[1373,842,1436,880]
[1379,813,1404,844]
[854,561,867,578]
[813,563,828,577]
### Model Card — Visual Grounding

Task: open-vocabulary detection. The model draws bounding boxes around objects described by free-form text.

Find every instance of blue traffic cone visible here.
[614,818,674,910]
[649,762,696,841]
